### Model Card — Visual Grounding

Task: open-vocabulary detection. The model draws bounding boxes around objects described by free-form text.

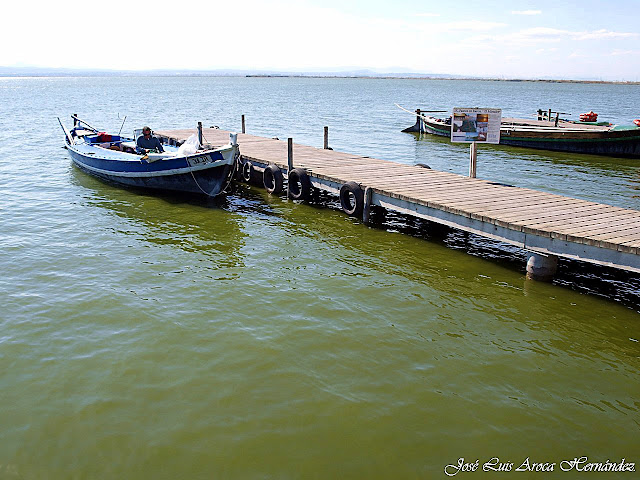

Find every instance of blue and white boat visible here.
[59,115,239,196]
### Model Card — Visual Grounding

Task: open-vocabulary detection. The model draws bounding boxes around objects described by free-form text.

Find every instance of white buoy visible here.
[526,253,558,281]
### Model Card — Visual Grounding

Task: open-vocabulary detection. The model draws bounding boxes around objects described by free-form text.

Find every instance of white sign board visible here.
[451,108,502,144]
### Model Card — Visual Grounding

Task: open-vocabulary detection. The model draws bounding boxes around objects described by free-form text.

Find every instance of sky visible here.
[2,0,639,80]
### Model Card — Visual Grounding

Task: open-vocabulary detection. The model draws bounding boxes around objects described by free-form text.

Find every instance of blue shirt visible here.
[136,134,164,153]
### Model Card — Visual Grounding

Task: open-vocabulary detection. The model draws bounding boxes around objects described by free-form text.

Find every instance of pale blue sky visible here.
[2,0,639,80]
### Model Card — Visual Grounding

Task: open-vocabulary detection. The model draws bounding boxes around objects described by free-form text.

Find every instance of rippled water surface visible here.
[0,77,639,478]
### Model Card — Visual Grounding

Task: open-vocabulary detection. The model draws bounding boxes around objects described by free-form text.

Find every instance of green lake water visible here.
[0,77,638,478]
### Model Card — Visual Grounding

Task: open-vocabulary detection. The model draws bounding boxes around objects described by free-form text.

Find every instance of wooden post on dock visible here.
[469,142,477,178]
[287,138,293,171]
[324,126,329,149]
[197,122,203,146]
[286,138,294,199]
[363,187,373,224]
[241,115,245,134]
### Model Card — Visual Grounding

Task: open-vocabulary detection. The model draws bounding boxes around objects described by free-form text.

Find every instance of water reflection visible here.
[238,182,640,312]
[69,168,247,270]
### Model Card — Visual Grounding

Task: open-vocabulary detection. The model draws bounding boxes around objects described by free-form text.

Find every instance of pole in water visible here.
[241,115,246,134]
[362,187,373,224]
[469,142,477,178]
[324,126,329,149]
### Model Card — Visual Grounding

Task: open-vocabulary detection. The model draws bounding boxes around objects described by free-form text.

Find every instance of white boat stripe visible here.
[73,157,232,178]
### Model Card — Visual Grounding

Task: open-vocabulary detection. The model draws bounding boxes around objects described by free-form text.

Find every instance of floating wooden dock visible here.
[157,127,640,280]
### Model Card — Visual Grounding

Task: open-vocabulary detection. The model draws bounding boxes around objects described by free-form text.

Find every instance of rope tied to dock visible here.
[188,147,240,197]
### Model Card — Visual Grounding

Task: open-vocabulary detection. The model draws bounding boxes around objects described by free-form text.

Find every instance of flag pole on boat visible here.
[71,114,100,133]
[57,117,73,145]
[118,115,127,136]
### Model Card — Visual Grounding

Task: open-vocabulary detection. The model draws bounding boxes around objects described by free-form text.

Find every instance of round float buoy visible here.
[263,164,284,194]
[339,181,365,217]
[634,119,640,127]
[287,168,312,201]
[242,161,254,183]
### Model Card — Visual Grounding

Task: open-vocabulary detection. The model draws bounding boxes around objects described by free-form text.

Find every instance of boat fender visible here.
[287,168,312,201]
[242,161,254,183]
[339,181,365,217]
[634,119,640,127]
[416,163,431,169]
[263,164,284,194]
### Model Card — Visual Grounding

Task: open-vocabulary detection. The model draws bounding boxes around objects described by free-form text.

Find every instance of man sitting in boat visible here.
[136,126,164,154]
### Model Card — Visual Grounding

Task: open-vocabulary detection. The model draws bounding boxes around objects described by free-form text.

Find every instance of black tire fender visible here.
[242,161,254,183]
[339,181,364,216]
[263,164,284,194]
[287,168,312,201]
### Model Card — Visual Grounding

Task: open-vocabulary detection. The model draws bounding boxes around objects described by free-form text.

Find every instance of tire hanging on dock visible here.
[242,161,254,183]
[339,181,365,217]
[288,168,312,201]
[263,164,284,194]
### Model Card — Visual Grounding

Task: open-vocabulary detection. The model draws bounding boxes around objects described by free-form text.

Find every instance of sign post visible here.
[451,108,501,178]
[469,141,478,178]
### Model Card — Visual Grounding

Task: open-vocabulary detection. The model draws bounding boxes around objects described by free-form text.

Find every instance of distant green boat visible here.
[404,109,640,158]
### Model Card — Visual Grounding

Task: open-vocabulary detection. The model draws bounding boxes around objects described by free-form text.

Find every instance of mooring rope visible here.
[185,127,239,197]
[189,166,215,196]
[188,147,240,197]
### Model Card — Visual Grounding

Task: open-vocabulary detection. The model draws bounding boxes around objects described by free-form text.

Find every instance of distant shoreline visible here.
[244,75,640,85]
[0,71,638,85]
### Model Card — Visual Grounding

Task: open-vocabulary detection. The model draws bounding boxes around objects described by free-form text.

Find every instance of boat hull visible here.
[67,145,237,196]
[499,129,640,157]
[419,116,640,158]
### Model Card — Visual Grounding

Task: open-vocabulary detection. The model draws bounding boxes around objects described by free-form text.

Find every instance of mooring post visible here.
[416,109,421,131]
[526,253,558,282]
[241,114,245,134]
[362,187,373,225]
[324,126,329,149]
[287,138,293,171]
[469,142,477,178]
[286,138,294,199]
[197,122,203,146]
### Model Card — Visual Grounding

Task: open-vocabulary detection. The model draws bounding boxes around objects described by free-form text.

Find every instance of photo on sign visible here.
[451,108,502,144]
[452,113,479,142]
[476,113,489,141]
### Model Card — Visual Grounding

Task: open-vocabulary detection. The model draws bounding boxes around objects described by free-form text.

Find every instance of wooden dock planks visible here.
[157,128,640,262]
